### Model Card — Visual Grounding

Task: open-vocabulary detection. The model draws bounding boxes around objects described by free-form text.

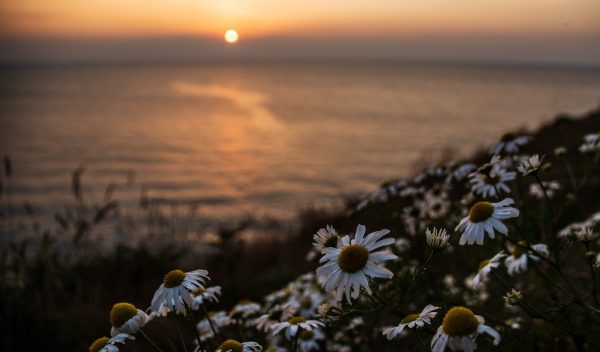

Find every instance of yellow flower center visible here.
[288,316,307,325]
[500,132,516,142]
[299,330,314,340]
[442,306,479,337]
[400,313,420,324]
[478,259,491,272]
[218,339,243,352]
[468,202,494,223]
[192,287,206,297]
[324,235,339,248]
[110,302,138,328]
[512,241,527,258]
[482,174,500,185]
[89,337,109,352]
[338,244,369,273]
[238,299,252,305]
[163,269,186,288]
[301,297,313,309]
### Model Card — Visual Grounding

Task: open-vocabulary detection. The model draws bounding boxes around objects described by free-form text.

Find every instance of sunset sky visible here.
[1,0,599,64]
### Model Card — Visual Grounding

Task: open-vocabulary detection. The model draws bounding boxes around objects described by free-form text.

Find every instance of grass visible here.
[1,107,599,351]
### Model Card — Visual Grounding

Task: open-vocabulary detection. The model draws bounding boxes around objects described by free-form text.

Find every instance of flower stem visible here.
[140,328,166,352]
[292,332,299,352]
[172,314,189,352]
[184,303,205,352]
[585,242,600,307]
[200,303,222,341]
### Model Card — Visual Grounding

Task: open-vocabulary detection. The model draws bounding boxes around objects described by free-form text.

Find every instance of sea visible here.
[1,60,599,235]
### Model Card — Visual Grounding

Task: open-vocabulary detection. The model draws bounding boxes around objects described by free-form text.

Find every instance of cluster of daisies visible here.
[91,131,600,351]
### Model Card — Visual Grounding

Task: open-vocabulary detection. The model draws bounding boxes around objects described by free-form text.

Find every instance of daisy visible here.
[297,329,325,351]
[455,198,519,246]
[575,227,599,243]
[517,154,544,176]
[579,132,600,153]
[271,316,324,340]
[383,305,439,340]
[446,163,476,184]
[230,300,262,319]
[89,334,134,352]
[197,311,232,339]
[529,181,560,200]
[422,192,450,219]
[150,269,209,314]
[505,242,549,275]
[109,302,148,336]
[432,306,500,352]
[471,252,505,289]
[306,226,340,261]
[469,162,516,199]
[216,339,262,352]
[503,289,523,305]
[316,225,397,302]
[490,133,530,155]
[425,227,450,249]
[253,304,296,332]
[191,285,221,309]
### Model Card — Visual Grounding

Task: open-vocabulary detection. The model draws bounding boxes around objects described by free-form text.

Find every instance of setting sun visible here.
[224,29,239,44]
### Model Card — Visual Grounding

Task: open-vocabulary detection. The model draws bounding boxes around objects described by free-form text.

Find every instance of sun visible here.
[224,29,239,44]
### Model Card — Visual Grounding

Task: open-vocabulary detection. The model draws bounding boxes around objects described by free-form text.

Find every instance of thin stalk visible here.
[291,332,299,352]
[585,242,600,307]
[516,302,600,350]
[200,303,221,341]
[403,250,436,299]
[140,329,166,352]
[172,314,189,352]
[184,303,205,352]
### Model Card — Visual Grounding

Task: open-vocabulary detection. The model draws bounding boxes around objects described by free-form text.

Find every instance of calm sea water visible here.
[1,61,600,225]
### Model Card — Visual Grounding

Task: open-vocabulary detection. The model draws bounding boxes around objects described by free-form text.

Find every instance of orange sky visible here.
[2,0,600,39]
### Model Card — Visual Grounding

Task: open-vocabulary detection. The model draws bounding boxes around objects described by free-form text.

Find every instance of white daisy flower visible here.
[471,252,505,289]
[216,339,262,352]
[469,162,516,199]
[271,316,324,340]
[191,285,221,309]
[253,304,296,332]
[109,302,148,336]
[89,334,134,352]
[579,132,600,153]
[425,227,450,249]
[297,328,325,351]
[316,225,398,302]
[230,300,262,319]
[431,306,500,352]
[455,199,519,246]
[517,154,544,176]
[395,238,411,253]
[529,181,560,200]
[306,225,340,261]
[446,163,476,184]
[490,133,530,155]
[575,227,599,242]
[505,242,549,275]
[197,311,233,341]
[383,305,439,340]
[422,193,451,219]
[503,289,523,305]
[150,269,209,314]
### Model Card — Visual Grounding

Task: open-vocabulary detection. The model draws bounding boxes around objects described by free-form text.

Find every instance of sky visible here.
[1,0,599,65]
